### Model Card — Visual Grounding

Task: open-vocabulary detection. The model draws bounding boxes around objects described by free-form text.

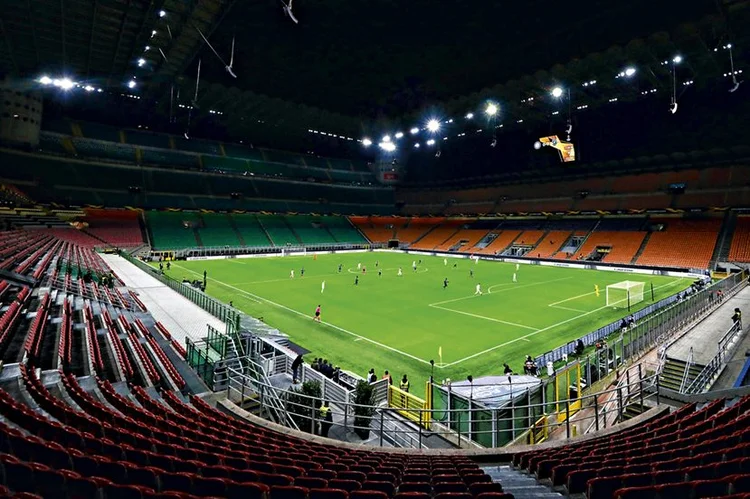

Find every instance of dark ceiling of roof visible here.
[194,0,718,118]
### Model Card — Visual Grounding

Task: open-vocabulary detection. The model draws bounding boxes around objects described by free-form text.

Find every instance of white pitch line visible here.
[442,279,686,368]
[430,276,573,307]
[173,264,433,366]
[551,305,588,313]
[429,304,539,331]
[548,290,596,306]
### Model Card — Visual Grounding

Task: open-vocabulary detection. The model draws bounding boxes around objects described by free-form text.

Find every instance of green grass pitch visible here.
[165,252,693,397]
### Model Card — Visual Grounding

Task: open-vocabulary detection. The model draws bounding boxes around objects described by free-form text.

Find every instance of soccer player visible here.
[513,272,517,283]
[357,262,361,270]
[516,263,520,271]
[475,283,482,295]
[378,269,382,276]
[412,261,417,272]
[301,267,305,277]
[397,267,403,277]
[362,266,366,274]
[321,281,326,293]
[313,305,321,322]
[595,284,600,297]
[375,260,379,267]
[470,269,474,278]
[443,278,449,289]
[474,255,479,265]
[354,276,359,285]
[290,269,294,279]
[444,258,447,266]
[338,264,342,273]
[453,263,457,268]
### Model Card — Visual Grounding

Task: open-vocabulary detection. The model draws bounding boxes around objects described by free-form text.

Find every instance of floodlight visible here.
[465,112,474,119]
[127,80,136,89]
[144,45,150,51]
[427,119,440,133]
[382,135,391,142]
[159,10,166,17]
[84,85,95,92]
[58,78,74,90]
[414,143,420,148]
[551,87,563,98]
[426,139,436,146]
[410,127,419,134]
[672,55,683,64]
[394,132,404,139]
[379,141,396,152]
[38,76,52,85]
[362,138,372,147]
[151,30,157,37]
[138,58,146,67]
[625,67,636,77]
[534,141,542,150]
[485,103,498,116]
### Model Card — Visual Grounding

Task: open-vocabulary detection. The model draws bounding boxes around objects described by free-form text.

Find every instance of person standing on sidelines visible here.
[313,305,321,322]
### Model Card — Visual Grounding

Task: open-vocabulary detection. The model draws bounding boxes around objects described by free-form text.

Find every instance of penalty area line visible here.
[442,279,686,368]
[429,304,538,331]
[173,264,433,366]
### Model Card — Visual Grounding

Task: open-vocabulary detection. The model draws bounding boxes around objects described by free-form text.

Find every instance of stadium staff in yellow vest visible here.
[400,375,410,393]
[319,401,333,437]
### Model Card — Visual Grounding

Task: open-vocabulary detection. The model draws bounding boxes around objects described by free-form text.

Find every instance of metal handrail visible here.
[679,347,694,393]
[222,362,660,448]
[685,321,745,394]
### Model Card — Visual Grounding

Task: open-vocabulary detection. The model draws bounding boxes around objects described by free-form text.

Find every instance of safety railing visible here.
[685,321,745,394]
[222,363,661,449]
[172,242,385,259]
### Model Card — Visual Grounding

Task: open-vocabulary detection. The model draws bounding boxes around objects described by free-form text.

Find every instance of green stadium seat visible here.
[125,130,171,149]
[197,213,242,247]
[258,215,300,246]
[146,211,201,249]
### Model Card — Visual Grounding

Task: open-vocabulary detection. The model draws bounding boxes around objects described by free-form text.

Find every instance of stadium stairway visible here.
[660,358,705,392]
[630,231,652,265]
[227,215,247,246]
[483,466,563,498]
[713,210,737,266]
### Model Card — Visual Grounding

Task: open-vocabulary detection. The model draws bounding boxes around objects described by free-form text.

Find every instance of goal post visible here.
[606,281,645,310]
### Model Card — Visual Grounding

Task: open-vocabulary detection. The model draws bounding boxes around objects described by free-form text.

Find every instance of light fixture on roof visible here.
[625,67,636,77]
[379,141,396,152]
[394,132,404,139]
[58,78,75,90]
[551,86,564,98]
[361,138,372,147]
[84,85,95,92]
[138,58,146,67]
[151,30,157,38]
[465,112,474,119]
[485,103,498,116]
[426,139,435,146]
[144,45,150,51]
[426,119,440,133]
[127,80,136,89]
[382,135,391,142]
[38,76,52,85]
[414,143,420,148]
[672,55,683,64]
[410,127,419,135]
[159,10,166,17]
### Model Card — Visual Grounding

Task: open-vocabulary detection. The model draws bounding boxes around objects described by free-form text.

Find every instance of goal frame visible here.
[606,280,645,310]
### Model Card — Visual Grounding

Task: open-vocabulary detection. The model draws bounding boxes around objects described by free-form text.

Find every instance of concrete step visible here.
[482,466,563,498]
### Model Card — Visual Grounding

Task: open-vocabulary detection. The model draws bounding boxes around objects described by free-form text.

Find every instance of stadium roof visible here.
[0,0,748,152]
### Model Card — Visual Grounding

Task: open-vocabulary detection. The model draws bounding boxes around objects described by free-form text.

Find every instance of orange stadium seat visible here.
[729,216,750,263]
[531,231,572,258]
[435,229,490,252]
[410,221,467,250]
[636,218,721,269]
[475,231,521,255]
[572,231,647,265]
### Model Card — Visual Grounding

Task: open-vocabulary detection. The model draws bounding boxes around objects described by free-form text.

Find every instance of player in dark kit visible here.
[443,278,449,289]
[354,276,359,285]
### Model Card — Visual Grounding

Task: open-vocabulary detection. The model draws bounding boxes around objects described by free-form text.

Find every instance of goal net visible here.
[606,281,645,309]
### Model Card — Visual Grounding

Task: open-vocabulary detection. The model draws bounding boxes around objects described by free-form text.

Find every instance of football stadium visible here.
[0,1,749,498]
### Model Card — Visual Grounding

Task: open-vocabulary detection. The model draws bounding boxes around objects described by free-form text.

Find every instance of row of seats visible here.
[82,209,145,247]
[729,216,750,262]
[636,219,721,269]
[0,363,510,498]
[514,396,750,498]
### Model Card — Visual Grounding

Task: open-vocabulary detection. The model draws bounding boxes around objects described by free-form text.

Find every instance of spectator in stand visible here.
[319,401,333,437]
[575,339,585,357]
[332,366,340,383]
[503,363,513,375]
[367,368,377,383]
[311,358,320,371]
[291,354,303,384]
[382,370,393,385]
[732,308,742,328]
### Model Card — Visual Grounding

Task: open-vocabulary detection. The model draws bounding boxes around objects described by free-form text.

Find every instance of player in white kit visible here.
[475,283,482,295]
[321,281,326,293]
[290,270,294,279]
